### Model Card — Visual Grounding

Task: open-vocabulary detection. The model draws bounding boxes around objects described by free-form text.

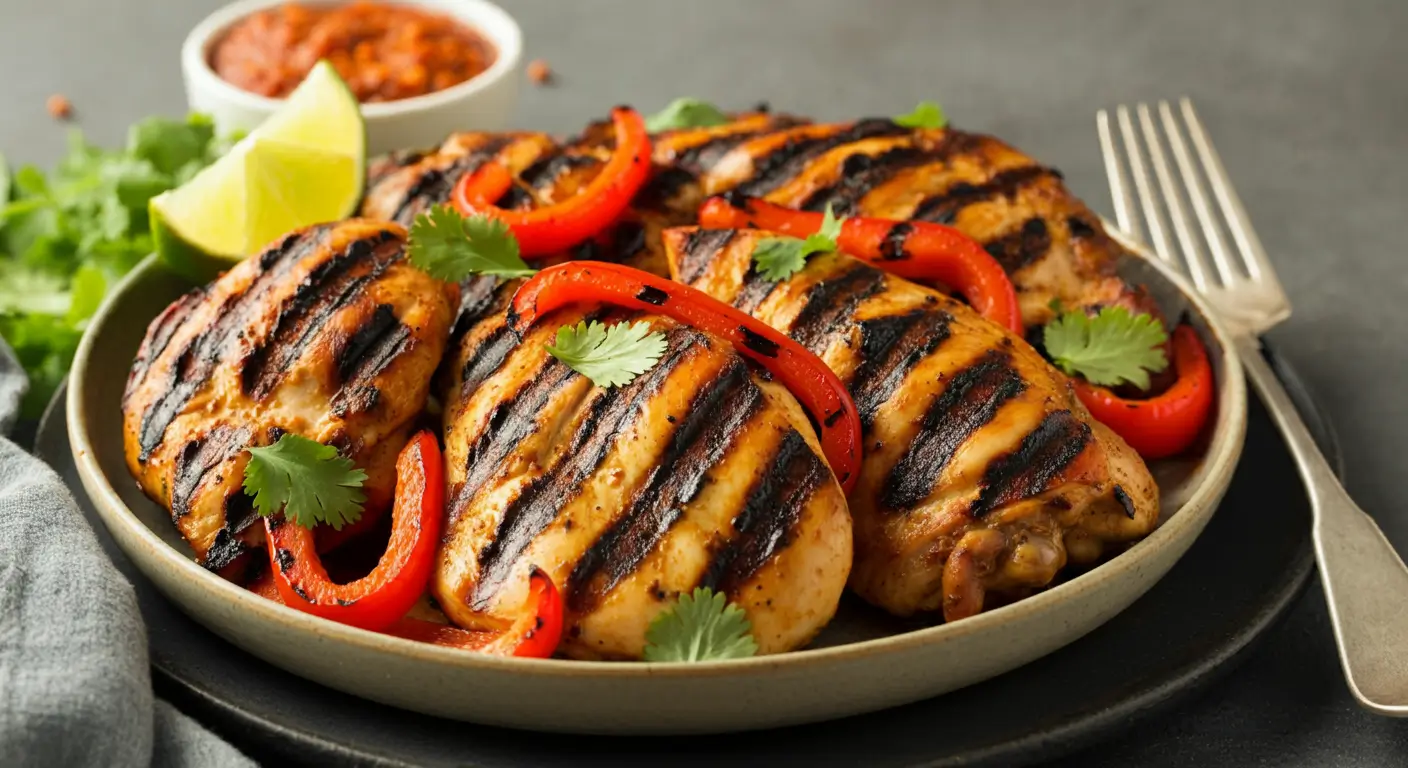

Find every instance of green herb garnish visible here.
[1044,307,1169,389]
[547,320,667,389]
[242,434,368,530]
[893,100,948,129]
[643,587,758,662]
[407,204,536,282]
[750,203,846,281]
[645,98,730,133]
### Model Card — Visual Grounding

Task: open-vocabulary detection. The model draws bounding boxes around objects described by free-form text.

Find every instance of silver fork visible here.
[1098,98,1408,716]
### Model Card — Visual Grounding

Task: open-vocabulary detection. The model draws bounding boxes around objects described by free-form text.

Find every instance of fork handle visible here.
[1235,335,1408,715]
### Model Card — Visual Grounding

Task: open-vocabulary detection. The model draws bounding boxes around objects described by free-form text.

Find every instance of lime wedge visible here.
[152,61,365,280]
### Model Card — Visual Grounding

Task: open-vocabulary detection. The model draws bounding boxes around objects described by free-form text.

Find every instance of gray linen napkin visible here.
[0,341,254,767]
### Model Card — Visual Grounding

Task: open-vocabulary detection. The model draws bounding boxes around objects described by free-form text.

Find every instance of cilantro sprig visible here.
[0,114,237,416]
[407,205,536,282]
[893,100,948,129]
[644,98,730,133]
[643,587,758,662]
[750,204,846,281]
[242,434,369,530]
[547,320,667,389]
[1044,307,1169,389]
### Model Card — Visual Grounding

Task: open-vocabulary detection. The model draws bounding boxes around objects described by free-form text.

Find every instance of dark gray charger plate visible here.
[36,348,1339,768]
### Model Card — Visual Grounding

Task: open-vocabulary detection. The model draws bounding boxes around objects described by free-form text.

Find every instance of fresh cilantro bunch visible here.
[893,100,948,129]
[1044,306,1169,389]
[643,587,758,662]
[0,114,237,416]
[751,204,847,281]
[242,433,368,530]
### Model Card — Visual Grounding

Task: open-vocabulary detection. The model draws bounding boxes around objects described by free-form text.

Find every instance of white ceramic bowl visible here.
[181,0,522,155]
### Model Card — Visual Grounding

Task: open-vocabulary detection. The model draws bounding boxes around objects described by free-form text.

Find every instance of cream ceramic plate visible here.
[68,229,1246,735]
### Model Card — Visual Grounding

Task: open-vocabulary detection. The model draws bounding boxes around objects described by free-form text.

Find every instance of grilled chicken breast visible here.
[663,227,1157,621]
[435,289,851,659]
[122,220,456,578]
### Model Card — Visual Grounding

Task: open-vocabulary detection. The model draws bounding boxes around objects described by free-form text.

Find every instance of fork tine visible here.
[1097,110,1142,243]
[1137,102,1213,291]
[1179,98,1284,290]
[1116,105,1176,266]
[1159,100,1240,285]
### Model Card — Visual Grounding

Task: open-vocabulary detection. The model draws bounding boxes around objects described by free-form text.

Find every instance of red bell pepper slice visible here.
[248,567,564,658]
[698,195,1024,335]
[262,430,444,632]
[453,107,652,256]
[1073,324,1215,459]
[383,567,563,658]
[506,261,863,494]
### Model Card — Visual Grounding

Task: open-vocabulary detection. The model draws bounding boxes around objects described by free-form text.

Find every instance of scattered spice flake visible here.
[527,58,553,85]
[46,94,72,120]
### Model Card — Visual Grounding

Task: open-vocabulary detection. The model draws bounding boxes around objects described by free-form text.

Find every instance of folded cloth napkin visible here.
[0,341,253,767]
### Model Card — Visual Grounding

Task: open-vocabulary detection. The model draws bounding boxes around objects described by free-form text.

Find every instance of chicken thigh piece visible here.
[122,220,456,578]
[663,227,1158,622]
[435,298,852,659]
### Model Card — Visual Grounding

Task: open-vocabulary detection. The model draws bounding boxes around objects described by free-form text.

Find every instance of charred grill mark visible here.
[331,304,412,417]
[972,410,1092,517]
[675,228,737,285]
[203,528,246,573]
[458,324,519,398]
[451,358,576,513]
[567,359,763,611]
[637,168,696,209]
[911,166,1052,225]
[882,352,1026,511]
[733,268,779,314]
[469,328,706,608]
[137,229,326,462]
[799,146,929,214]
[983,217,1052,273]
[671,119,807,174]
[699,429,826,594]
[1066,215,1098,240]
[449,276,505,344]
[222,489,260,537]
[849,309,952,428]
[738,327,779,358]
[496,152,601,210]
[569,220,647,264]
[879,223,914,260]
[388,136,515,224]
[788,266,887,353]
[240,233,402,400]
[1114,485,1137,520]
[170,425,251,520]
[130,288,206,388]
[733,119,910,198]
[636,286,669,305]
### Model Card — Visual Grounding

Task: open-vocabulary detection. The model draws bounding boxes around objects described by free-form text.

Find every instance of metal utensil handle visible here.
[1236,335,1408,715]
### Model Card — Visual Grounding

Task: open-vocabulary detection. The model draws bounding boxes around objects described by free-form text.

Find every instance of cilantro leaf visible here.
[1044,307,1169,389]
[644,98,730,133]
[407,204,536,281]
[643,587,758,662]
[128,115,216,176]
[547,320,667,388]
[750,203,846,281]
[242,434,369,530]
[893,101,948,129]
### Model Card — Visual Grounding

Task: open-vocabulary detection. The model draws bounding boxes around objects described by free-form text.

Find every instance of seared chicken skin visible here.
[122,220,456,578]
[435,287,851,658]
[663,227,1158,621]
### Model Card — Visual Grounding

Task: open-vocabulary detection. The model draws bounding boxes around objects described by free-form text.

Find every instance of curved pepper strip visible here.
[506,261,862,494]
[262,430,443,632]
[249,557,563,657]
[1073,324,1215,459]
[698,195,1024,335]
[453,106,652,256]
[384,567,563,658]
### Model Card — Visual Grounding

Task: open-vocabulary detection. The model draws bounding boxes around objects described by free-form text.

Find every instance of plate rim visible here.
[63,234,1247,678]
